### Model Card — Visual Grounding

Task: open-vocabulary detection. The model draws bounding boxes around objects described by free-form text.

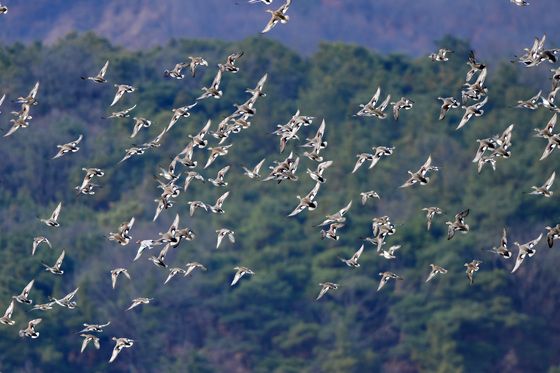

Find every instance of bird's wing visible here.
[307,182,321,200]
[544,171,556,190]
[352,157,365,174]
[22,279,35,297]
[99,60,109,78]
[29,82,40,100]
[216,191,230,207]
[54,250,65,269]
[109,345,121,363]
[511,250,525,273]
[211,69,223,90]
[316,286,328,300]
[110,87,124,106]
[217,165,231,179]
[3,300,14,319]
[419,155,432,174]
[367,87,381,107]
[288,202,305,217]
[545,113,557,134]
[353,244,364,260]
[231,271,242,286]
[51,202,62,221]
[377,277,387,291]
[378,94,391,111]
[528,233,543,248]
[254,158,266,174]
[80,336,89,353]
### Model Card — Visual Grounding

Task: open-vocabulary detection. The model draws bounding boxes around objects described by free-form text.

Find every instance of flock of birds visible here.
[0,0,559,366]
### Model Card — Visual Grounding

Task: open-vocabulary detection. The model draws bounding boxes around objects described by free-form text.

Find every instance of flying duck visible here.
[81,60,109,83]
[110,84,135,107]
[316,282,338,300]
[164,268,188,284]
[109,337,134,363]
[243,158,266,178]
[429,48,453,62]
[110,268,131,289]
[231,266,254,286]
[457,97,488,130]
[307,160,333,183]
[338,245,364,268]
[377,272,403,291]
[198,69,223,100]
[400,155,438,188]
[51,287,79,309]
[166,102,198,132]
[465,260,482,285]
[19,319,42,339]
[216,228,235,249]
[188,56,208,77]
[32,236,51,256]
[545,224,560,248]
[446,209,470,240]
[379,245,401,259]
[126,297,153,311]
[487,228,512,258]
[42,250,65,275]
[391,97,414,120]
[288,182,321,216]
[80,334,101,353]
[219,52,244,73]
[80,321,111,333]
[438,97,460,120]
[185,262,207,276]
[529,171,555,197]
[512,234,543,273]
[205,144,232,169]
[426,264,448,283]
[422,207,443,230]
[208,165,231,187]
[261,0,291,33]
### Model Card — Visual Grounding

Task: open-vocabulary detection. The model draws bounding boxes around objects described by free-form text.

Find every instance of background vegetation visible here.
[0,33,559,372]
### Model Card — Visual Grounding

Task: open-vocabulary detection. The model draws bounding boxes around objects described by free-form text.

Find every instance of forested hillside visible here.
[0,0,559,56]
[0,33,560,372]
